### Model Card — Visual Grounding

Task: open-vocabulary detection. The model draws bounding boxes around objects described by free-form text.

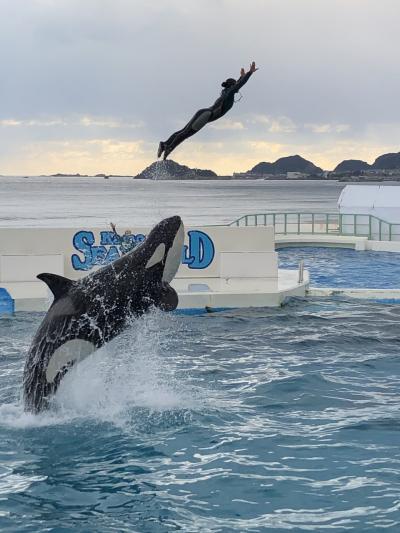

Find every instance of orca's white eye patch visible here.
[145,243,166,269]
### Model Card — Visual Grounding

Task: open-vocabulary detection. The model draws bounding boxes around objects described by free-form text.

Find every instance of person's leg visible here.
[162,109,212,159]
[158,128,184,158]
[157,141,165,158]
[190,109,212,132]
[165,128,185,147]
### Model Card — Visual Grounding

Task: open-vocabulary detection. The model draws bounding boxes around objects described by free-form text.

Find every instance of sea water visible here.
[1,300,400,532]
[0,177,347,227]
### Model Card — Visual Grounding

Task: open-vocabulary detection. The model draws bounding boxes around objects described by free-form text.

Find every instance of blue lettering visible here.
[182,230,215,269]
[72,231,95,271]
[182,244,191,263]
[104,246,121,264]
[135,233,146,244]
[91,246,108,266]
[71,229,215,272]
[100,231,120,245]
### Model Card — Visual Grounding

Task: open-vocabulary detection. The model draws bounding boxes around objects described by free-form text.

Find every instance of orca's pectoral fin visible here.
[159,282,179,311]
[37,273,74,300]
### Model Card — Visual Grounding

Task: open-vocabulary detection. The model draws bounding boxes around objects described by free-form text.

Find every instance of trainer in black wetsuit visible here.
[158,61,258,160]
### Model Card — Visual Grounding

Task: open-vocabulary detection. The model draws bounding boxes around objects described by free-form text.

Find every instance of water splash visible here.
[0,310,203,430]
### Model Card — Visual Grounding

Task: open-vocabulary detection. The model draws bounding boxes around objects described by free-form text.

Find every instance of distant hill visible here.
[371,152,400,170]
[334,159,370,173]
[249,155,323,175]
[249,161,274,174]
[134,160,217,180]
[50,173,89,177]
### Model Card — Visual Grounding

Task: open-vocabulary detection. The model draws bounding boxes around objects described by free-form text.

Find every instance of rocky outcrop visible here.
[134,160,217,180]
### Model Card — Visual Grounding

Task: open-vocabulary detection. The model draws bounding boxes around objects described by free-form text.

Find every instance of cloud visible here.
[0,118,67,127]
[0,138,150,175]
[305,123,351,134]
[86,138,145,158]
[252,115,297,134]
[269,118,297,134]
[0,115,143,129]
[210,118,245,130]
[0,119,23,127]
[79,116,143,128]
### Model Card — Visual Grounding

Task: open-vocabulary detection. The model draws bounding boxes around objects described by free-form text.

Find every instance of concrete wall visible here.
[366,240,400,252]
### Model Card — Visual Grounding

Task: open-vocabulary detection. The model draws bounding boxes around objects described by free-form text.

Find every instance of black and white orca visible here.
[23,216,184,413]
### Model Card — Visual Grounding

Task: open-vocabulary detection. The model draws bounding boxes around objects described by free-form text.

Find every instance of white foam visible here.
[0,402,66,428]
[0,310,204,429]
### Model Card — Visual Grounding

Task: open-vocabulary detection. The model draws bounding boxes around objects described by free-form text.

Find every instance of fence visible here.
[229,212,400,241]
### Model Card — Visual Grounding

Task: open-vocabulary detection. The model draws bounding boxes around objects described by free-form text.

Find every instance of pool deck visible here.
[275,234,369,250]
[275,234,400,253]
[174,270,309,310]
[1,269,310,313]
[309,287,400,301]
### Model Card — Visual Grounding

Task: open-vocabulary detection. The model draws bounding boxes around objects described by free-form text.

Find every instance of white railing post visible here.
[298,260,304,284]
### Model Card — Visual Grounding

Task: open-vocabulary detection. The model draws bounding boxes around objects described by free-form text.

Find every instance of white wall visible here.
[0,225,277,283]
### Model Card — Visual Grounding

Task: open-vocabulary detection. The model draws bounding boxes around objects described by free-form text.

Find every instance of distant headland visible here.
[49,173,133,178]
[13,150,400,182]
[133,151,400,181]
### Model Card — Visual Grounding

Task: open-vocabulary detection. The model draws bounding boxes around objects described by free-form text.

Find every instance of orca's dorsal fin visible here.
[37,273,73,300]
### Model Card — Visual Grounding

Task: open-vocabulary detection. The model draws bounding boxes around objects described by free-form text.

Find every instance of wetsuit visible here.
[160,71,253,160]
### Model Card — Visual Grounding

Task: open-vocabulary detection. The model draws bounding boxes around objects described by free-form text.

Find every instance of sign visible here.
[71,229,215,272]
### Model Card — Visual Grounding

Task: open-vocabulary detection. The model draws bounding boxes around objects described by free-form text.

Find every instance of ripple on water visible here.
[0,299,400,532]
[278,246,400,289]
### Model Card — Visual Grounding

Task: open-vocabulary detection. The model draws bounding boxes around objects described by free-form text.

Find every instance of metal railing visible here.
[229,212,400,241]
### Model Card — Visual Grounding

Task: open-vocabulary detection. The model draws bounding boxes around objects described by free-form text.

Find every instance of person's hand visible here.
[249,61,258,73]
[240,67,245,77]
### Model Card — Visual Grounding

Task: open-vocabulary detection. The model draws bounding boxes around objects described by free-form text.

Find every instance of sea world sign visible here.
[71,229,215,271]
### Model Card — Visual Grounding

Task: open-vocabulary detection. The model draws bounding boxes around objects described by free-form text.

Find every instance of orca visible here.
[23,216,184,413]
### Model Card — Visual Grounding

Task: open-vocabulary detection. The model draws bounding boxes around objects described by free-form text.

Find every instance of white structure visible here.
[286,172,307,179]
[338,185,400,223]
[0,225,308,313]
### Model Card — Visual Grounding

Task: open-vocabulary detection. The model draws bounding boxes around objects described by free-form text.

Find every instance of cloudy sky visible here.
[0,0,399,175]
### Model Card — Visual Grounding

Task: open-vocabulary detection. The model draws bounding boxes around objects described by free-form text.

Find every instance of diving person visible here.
[158,61,258,160]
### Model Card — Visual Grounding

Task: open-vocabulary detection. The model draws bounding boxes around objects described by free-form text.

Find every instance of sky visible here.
[0,0,399,175]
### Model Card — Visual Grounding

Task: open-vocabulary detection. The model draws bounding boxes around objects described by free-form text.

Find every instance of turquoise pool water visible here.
[1,299,400,532]
[278,247,400,288]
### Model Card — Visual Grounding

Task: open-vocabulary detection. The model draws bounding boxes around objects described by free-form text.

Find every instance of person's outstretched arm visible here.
[233,61,258,92]
[109,222,122,243]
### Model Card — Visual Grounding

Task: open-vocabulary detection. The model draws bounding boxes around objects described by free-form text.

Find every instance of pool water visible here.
[1,299,400,532]
[278,247,400,289]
